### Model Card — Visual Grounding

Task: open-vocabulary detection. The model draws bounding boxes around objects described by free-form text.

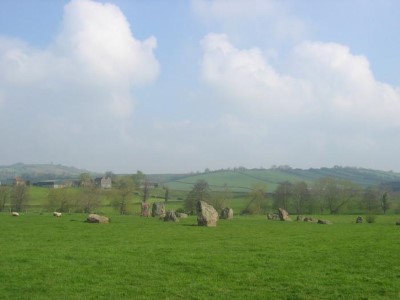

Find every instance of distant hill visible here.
[0,163,97,182]
[3,164,400,192]
[149,167,400,192]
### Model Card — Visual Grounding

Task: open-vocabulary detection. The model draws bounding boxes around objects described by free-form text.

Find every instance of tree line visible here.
[0,173,397,216]
[184,177,397,216]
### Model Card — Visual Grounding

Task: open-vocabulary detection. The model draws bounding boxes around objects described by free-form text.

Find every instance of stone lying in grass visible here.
[11,212,19,217]
[164,211,179,222]
[297,215,305,221]
[267,213,280,220]
[317,219,332,225]
[176,212,188,218]
[86,214,110,224]
[304,217,318,222]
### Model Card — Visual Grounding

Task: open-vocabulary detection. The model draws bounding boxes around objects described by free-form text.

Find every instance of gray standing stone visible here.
[152,202,166,217]
[356,216,363,223]
[197,201,219,227]
[278,208,291,221]
[220,207,233,219]
[164,210,179,222]
[86,214,109,224]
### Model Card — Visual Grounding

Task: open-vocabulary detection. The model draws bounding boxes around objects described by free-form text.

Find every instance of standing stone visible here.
[197,201,219,227]
[164,211,179,222]
[356,216,363,223]
[141,202,150,217]
[220,207,233,219]
[86,214,109,224]
[278,208,291,221]
[152,202,166,218]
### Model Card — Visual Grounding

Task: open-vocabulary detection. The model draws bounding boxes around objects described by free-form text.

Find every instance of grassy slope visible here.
[0,213,399,299]
[154,167,400,192]
[0,163,96,181]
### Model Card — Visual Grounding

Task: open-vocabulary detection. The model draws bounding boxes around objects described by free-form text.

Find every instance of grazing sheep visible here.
[11,212,19,217]
[53,212,62,217]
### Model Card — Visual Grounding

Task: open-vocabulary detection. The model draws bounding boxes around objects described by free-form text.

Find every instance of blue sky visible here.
[0,0,399,173]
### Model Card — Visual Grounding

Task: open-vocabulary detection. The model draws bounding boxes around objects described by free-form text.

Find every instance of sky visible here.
[0,0,400,174]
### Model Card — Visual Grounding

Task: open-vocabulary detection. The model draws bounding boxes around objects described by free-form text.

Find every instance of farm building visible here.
[94,177,112,189]
[33,180,66,189]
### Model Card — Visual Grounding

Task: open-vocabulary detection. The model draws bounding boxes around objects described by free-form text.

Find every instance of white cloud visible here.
[201,34,400,127]
[0,0,159,117]
[200,33,311,116]
[57,0,159,88]
[290,41,400,127]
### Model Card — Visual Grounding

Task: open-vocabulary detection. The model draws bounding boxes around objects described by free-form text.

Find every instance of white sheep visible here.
[11,212,19,217]
[53,212,62,217]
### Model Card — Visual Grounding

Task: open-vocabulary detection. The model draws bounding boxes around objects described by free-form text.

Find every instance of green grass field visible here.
[1,213,399,299]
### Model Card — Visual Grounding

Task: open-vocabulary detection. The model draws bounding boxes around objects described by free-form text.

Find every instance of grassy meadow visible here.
[1,212,399,299]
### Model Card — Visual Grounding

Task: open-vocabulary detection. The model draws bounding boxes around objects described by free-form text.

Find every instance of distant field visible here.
[23,186,249,216]
[1,213,399,299]
[153,167,400,192]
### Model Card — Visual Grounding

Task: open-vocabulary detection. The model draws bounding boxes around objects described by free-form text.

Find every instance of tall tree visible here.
[78,176,100,213]
[381,192,390,214]
[210,184,232,212]
[11,184,29,212]
[79,173,93,187]
[313,177,360,214]
[292,181,311,214]
[132,171,146,189]
[47,188,73,213]
[105,171,116,181]
[0,186,10,212]
[362,187,380,213]
[112,176,134,215]
[142,178,150,203]
[185,180,211,214]
[244,183,268,215]
[274,181,292,211]
[164,186,170,203]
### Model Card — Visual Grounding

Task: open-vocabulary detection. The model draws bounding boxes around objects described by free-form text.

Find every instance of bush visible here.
[366,215,376,223]
[175,207,185,214]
